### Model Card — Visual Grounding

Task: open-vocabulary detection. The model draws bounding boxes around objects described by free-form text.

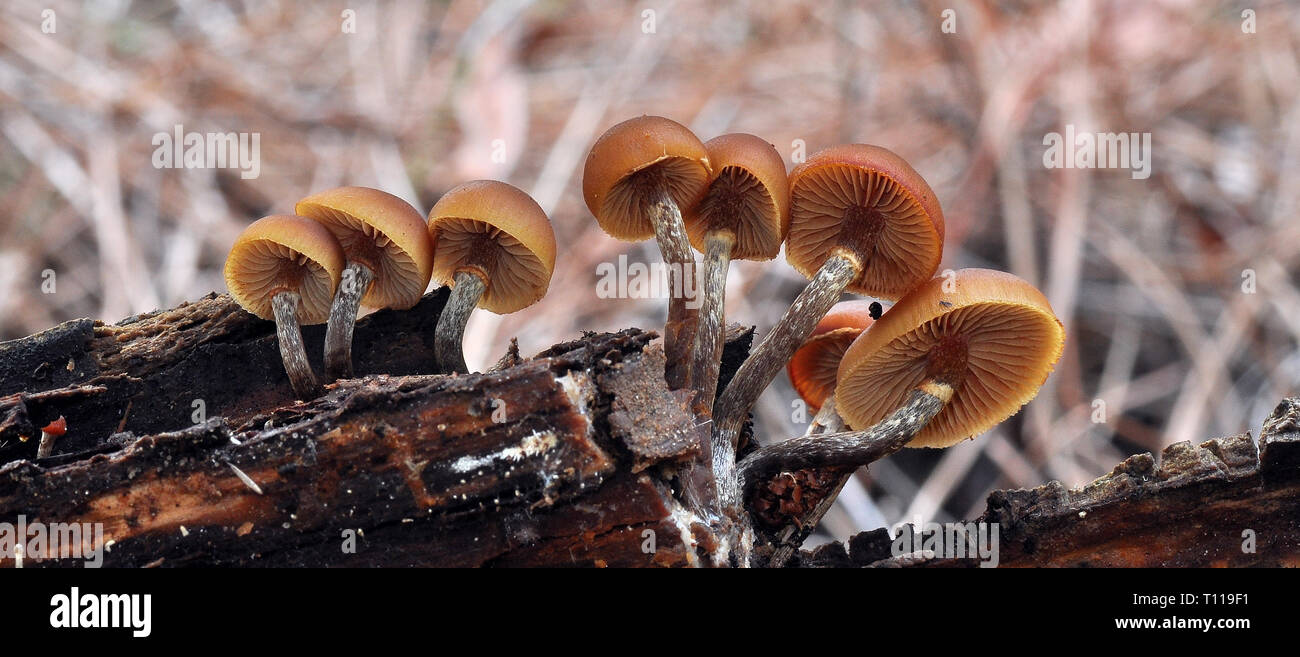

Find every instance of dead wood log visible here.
[795,398,1300,568]
[3,290,1298,567]
[0,292,757,567]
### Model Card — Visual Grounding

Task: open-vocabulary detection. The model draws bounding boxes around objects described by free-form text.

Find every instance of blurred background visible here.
[1,0,1298,547]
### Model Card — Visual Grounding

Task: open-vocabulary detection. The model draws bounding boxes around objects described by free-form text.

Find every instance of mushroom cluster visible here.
[580,118,1063,562]
[219,116,1064,567]
[224,182,556,397]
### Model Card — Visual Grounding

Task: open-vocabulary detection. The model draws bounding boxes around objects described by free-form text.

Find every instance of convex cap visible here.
[582,115,711,241]
[836,268,1064,447]
[224,214,345,323]
[787,144,944,300]
[787,300,881,412]
[428,180,556,314]
[295,186,434,309]
[686,133,790,260]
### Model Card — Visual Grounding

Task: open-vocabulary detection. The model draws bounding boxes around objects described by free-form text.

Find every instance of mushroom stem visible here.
[737,381,953,496]
[435,270,487,374]
[690,231,734,411]
[646,187,699,390]
[323,261,375,381]
[711,252,859,511]
[272,290,322,399]
[768,395,849,567]
[36,432,56,459]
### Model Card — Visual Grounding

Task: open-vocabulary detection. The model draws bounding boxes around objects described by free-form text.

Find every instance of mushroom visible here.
[737,268,1064,491]
[582,115,711,389]
[225,214,345,399]
[712,144,944,507]
[685,133,790,410]
[295,186,434,380]
[786,300,881,432]
[428,180,556,373]
[35,416,67,459]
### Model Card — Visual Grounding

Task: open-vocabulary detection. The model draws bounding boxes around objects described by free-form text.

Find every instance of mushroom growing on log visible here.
[295,186,434,380]
[684,133,789,412]
[583,116,711,390]
[712,144,946,519]
[224,215,345,399]
[427,180,556,374]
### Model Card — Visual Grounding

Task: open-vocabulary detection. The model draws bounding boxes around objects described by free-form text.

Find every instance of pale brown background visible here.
[1,0,1297,544]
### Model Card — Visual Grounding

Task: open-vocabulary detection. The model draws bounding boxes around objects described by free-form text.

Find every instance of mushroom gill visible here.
[787,164,942,299]
[837,301,1063,447]
[687,166,782,260]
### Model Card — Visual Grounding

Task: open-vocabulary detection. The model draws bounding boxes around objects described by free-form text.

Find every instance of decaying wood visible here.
[792,398,1300,568]
[0,291,754,567]
[0,330,706,566]
[3,288,1298,567]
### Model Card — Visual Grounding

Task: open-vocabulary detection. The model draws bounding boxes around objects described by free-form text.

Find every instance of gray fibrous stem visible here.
[768,394,849,568]
[711,253,859,514]
[324,261,375,381]
[737,382,953,496]
[690,232,734,412]
[36,433,57,459]
[272,290,322,400]
[645,187,698,391]
[435,270,487,374]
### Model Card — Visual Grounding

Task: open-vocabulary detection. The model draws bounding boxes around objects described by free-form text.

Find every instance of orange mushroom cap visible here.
[224,214,345,324]
[787,300,881,412]
[685,133,790,260]
[582,115,711,241]
[295,186,434,310]
[786,144,945,300]
[836,269,1064,447]
[41,416,67,436]
[428,180,556,314]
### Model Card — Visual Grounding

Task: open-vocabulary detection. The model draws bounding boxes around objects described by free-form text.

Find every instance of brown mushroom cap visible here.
[428,180,556,314]
[786,144,945,300]
[835,269,1064,447]
[787,300,880,411]
[582,115,711,241]
[224,214,345,324]
[685,133,790,260]
[295,186,434,310]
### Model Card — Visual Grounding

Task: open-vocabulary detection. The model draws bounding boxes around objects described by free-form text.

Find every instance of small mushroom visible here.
[225,215,345,399]
[35,416,67,459]
[685,133,790,410]
[712,144,944,506]
[295,186,434,380]
[583,115,711,389]
[786,300,881,428]
[737,269,1064,490]
[428,180,556,373]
